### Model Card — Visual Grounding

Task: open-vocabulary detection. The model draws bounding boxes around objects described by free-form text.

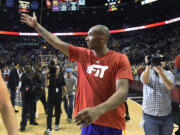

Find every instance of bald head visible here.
[90,25,110,41]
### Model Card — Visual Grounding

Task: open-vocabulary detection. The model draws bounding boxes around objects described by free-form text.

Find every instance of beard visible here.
[87,43,93,50]
[87,39,101,51]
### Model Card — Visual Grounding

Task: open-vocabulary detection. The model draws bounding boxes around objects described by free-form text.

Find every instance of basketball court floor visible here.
[0,98,178,135]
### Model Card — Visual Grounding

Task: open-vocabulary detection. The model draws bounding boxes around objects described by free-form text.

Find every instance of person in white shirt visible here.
[64,68,77,122]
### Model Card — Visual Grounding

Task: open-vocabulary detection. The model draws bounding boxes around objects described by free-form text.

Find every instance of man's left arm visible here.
[75,78,129,127]
[63,86,67,95]
[154,66,175,90]
[62,77,68,96]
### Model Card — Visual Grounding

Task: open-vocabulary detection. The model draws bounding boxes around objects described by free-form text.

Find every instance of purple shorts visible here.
[81,124,122,135]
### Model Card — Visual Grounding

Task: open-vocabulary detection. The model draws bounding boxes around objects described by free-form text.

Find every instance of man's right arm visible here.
[21,13,69,56]
[141,66,151,84]
[141,56,151,84]
[34,23,69,56]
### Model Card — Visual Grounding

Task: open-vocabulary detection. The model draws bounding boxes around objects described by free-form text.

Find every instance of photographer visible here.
[44,62,66,135]
[140,54,175,135]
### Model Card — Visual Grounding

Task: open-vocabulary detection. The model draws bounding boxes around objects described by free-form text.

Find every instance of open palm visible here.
[21,12,38,28]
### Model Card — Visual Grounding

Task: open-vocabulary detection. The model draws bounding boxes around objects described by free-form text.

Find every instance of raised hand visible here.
[20,12,38,28]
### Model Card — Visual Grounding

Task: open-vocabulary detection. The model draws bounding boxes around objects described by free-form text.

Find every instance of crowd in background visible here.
[0,19,179,81]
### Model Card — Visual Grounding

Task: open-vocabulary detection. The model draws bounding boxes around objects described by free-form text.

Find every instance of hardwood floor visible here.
[0,99,178,135]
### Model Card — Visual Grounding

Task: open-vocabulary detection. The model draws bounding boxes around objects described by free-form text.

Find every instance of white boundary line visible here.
[128,97,142,107]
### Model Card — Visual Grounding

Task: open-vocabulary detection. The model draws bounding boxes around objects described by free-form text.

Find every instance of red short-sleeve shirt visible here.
[68,45,133,130]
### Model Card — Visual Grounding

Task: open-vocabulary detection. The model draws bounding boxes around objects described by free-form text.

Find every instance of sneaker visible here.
[66,118,72,123]
[15,110,19,113]
[20,127,25,132]
[54,124,59,131]
[44,129,52,135]
[125,115,130,121]
[30,121,39,125]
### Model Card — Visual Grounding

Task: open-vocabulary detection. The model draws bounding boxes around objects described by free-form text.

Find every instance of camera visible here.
[49,60,56,76]
[147,54,165,66]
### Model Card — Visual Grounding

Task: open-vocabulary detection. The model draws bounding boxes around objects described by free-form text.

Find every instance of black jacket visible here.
[8,67,19,89]
[20,72,31,92]
[21,71,41,98]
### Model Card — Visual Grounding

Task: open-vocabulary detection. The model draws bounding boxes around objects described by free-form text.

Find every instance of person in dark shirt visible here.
[8,62,19,113]
[20,65,39,132]
[44,65,66,135]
